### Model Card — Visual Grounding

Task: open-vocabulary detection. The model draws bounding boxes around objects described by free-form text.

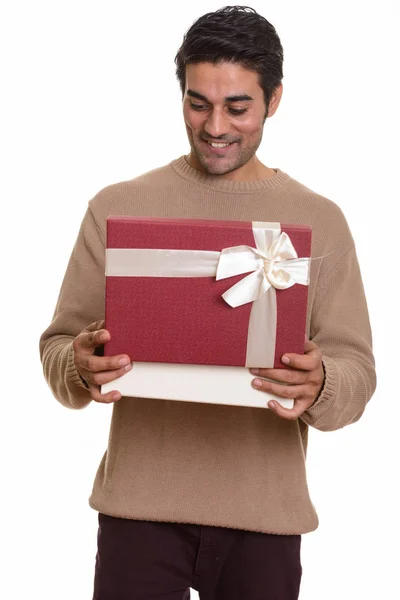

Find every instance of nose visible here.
[204,108,229,139]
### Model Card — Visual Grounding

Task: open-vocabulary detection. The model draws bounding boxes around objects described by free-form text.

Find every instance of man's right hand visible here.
[73,327,132,403]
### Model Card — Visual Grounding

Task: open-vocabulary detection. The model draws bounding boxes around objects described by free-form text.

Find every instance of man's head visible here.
[175,6,284,178]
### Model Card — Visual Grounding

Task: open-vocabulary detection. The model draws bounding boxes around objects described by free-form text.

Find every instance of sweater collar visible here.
[170,155,291,194]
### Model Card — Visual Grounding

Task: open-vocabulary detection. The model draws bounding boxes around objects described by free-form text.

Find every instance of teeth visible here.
[208,142,230,148]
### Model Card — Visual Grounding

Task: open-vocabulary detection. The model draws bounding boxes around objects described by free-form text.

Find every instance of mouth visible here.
[202,139,237,154]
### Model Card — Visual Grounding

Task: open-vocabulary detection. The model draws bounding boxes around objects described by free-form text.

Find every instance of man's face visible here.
[182,62,269,178]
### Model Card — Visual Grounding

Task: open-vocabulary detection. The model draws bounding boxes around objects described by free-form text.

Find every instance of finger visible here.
[249,368,308,385]
[279,350,321,372]
[251,377,306,400]
[79,328,110,350]
[88,382,122,404]
[80,363,133,386]
[304,339,319,353]
[81,353,132,373]
[267,398,310,420]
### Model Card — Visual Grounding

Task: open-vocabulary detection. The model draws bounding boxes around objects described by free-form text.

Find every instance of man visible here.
[39,6,376,600]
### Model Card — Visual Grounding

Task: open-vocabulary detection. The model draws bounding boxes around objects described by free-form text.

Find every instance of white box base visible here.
[101,362,294,409]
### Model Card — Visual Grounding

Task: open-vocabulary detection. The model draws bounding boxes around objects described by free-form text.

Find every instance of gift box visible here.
[101,217,312,409]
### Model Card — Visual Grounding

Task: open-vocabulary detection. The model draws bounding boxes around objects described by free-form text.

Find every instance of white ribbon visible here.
[105,222,310,367]
[216,225,310,308]
[215,222,310,366]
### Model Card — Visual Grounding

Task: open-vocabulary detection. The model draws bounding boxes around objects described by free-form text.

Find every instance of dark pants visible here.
[93,512,302,600]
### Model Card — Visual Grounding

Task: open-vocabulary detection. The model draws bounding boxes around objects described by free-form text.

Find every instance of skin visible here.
[74,61,325,416]
[183,62,281,180]
[250,339,325,418]
[74,324,129,403]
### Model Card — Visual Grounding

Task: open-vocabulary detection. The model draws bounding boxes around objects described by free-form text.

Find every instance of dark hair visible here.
[175,6,284,116]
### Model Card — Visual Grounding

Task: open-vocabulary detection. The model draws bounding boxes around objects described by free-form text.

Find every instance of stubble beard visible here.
[190,134,263,176]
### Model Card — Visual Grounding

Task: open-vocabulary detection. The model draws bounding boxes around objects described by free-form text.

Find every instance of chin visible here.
[203,164,234,176]
[201,158,242,176]
[193,152,235,176]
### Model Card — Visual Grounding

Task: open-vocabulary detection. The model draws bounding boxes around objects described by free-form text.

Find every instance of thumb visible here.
[79,320,108,350]
[304,338,319,353]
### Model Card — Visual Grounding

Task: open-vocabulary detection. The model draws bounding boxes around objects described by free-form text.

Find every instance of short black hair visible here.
[175,6,284,116]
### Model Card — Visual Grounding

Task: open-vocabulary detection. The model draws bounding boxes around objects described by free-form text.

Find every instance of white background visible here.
[1,1,399,598]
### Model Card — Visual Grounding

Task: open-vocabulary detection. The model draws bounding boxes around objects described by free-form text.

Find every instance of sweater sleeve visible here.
[39,206,106,410]
[300,245,376,432]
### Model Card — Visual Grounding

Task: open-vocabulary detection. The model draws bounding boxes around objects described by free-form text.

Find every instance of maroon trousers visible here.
[93,513,302,600]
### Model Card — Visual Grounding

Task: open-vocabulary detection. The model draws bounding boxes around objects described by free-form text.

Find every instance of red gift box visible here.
[103,217,311,369]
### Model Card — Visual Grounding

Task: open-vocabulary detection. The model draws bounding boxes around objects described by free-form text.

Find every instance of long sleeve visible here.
[39,206,106,410]
[301,245,376,431]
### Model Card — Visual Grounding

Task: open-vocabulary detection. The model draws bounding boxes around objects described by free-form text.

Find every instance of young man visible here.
[39,6,376,600]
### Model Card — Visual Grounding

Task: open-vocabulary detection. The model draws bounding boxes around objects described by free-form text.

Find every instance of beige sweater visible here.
[39,156,376,534]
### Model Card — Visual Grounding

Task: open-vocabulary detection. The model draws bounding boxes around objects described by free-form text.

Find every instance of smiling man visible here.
[39,6,376,600]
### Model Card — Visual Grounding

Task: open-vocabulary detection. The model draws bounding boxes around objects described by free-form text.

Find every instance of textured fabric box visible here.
[101,216,312,409]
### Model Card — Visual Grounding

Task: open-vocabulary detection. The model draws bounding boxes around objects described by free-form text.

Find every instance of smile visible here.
[208,141,231,148]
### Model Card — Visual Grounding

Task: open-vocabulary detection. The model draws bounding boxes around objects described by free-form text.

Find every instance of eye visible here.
[190,102,208,111]
[228,108,248,116]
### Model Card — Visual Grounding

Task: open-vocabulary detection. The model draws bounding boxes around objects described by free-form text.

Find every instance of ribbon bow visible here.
[216,231,310,308]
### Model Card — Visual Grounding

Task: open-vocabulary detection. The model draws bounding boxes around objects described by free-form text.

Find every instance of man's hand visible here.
[249,339,325,419]
[73,326,132,403]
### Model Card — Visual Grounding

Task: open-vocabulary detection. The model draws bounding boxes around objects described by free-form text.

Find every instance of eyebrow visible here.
[187,89,254,103]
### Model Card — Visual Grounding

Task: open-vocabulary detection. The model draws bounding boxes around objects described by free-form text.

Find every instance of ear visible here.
[267,83,283,118]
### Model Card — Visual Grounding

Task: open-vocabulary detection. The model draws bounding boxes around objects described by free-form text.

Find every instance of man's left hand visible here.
[250,339,325,420]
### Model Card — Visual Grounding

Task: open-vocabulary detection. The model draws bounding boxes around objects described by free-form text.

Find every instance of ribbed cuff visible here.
[65,341,89,390]
[301,355,339,428]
